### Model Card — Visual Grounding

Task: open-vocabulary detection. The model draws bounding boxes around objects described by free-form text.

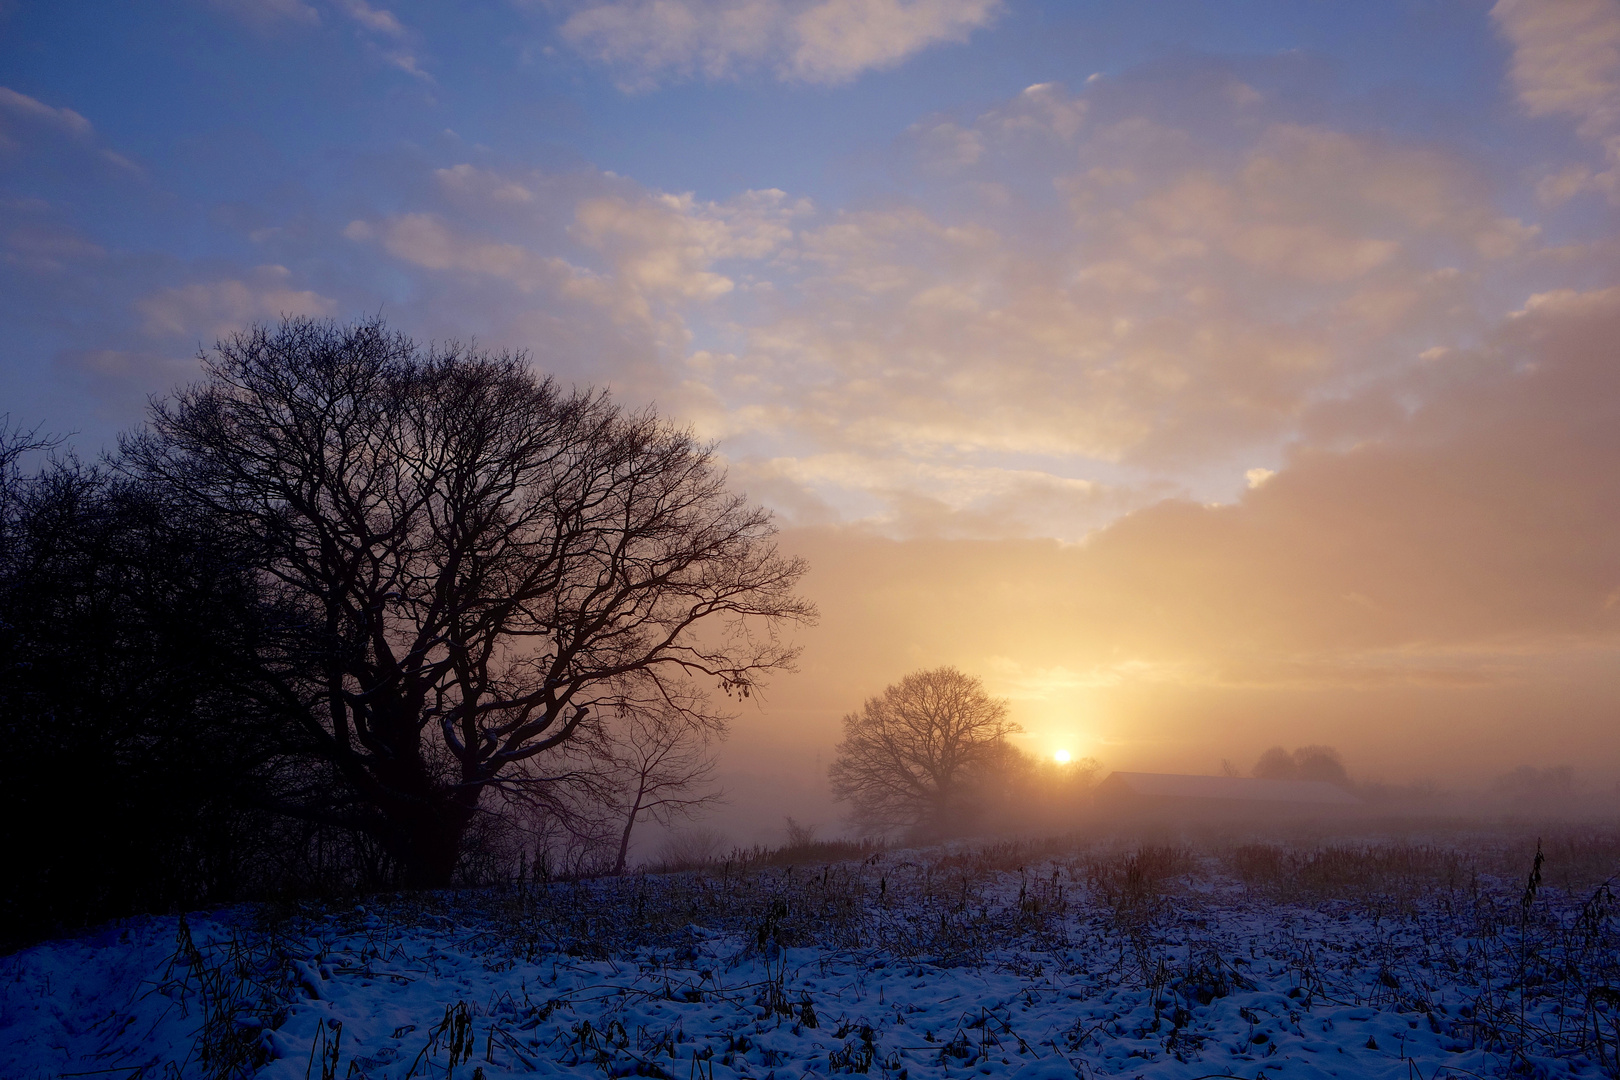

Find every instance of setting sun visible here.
[1053,749,1072,764]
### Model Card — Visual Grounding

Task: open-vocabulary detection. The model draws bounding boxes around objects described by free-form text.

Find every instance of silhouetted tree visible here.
[1252,746,1296,780]
[0,450,287,945]
[124,318,814,886]
[828,666,1020,838]
[521,695,727,874]
[1292,745,1349,785]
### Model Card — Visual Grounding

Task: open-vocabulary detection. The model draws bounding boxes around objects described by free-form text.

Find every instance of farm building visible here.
[1093,770,1362,819]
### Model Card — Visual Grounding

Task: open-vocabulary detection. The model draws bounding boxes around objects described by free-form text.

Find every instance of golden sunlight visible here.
[1053,749,1072,764]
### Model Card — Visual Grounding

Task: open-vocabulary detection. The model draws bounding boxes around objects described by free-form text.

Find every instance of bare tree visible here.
[0,417,58,540]
[598,701,725,873]
[124,317,814,885]
[828,666,1020,838]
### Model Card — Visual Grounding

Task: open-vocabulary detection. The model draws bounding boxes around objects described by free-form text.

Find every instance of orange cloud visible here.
[744,289,1620,789]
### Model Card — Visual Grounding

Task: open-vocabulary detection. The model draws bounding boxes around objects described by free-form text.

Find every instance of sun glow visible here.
[1053,749,1072,764]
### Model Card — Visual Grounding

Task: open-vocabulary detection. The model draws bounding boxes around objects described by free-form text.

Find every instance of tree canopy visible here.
[1252,745,1350,786]
[0,446,282,945]
[125,317,815,885]
[828,666,1019,838]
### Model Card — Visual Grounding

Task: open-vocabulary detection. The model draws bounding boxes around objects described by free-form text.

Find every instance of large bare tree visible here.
[828,666,1019,838]
[124,317,814,885]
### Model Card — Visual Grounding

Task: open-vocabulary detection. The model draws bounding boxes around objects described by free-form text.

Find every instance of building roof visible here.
[1097,771,1362,805]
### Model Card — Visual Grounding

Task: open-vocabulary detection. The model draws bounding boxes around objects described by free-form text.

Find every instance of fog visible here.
[702,294,1620,847]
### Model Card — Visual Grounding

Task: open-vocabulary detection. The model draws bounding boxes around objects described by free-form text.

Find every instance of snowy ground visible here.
[4,838,1618,1080]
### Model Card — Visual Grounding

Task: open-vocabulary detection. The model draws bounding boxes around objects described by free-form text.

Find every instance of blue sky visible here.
[6,0,1620,791]
[0,3,1599,494]
[4,0,1617,552]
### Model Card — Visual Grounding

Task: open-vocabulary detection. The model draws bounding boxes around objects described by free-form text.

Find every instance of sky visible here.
[4,0,1620,841]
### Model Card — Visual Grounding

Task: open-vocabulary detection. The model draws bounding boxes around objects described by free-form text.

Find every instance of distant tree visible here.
[783,816,818,848]
[1252,744,1349,787]
[125,317,814,886]
[1292,745,1350,786]
[828,666,1020,838]
[1252,746,1297,780]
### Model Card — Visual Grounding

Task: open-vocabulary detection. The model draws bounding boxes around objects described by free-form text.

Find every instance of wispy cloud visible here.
[135,264,336,341]
[778,285,1620,722]
[0,87,93,138]
[0,86,145,174]
[335,72,1565,544]
[1494,0,1620,201]
[1494,0,1620,138]
[206,0,429,79]
[205,0,322,30]
[560,0,1002,88]
[333,0,404,36]
[345,176,807,358]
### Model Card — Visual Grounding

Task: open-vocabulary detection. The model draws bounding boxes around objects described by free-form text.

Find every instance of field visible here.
[4,827,1619,1080]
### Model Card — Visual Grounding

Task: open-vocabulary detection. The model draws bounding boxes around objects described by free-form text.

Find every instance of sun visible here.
[1053,749,1072,764]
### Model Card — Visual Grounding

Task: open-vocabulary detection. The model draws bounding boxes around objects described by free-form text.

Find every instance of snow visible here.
[3,843,1615,1079]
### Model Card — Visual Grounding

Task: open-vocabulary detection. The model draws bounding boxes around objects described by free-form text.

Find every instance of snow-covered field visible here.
[4,836,1618,1080]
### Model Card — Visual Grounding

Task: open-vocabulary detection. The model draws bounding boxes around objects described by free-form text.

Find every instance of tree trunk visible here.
[614,787,647,875]
[403,810,471,888]
[371,751,481,888]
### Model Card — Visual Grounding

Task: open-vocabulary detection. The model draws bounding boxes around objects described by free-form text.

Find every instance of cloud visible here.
[908,82,1088,167]
[435,163,535,205]
[559,0,1001,87]
[335,169,819,421]
[205,0,322,29]
[205,0,428,78]
[321,75,1558,542]
[333,0,403,36]
[1073,288,1620,665]
[3,224,106,272]
[333,0,430,79]
[135,264,336,341]
[348,177,807,350]
[789,0,1001,83]
[0,86,147,178]
[1494,0,1620,200]
[344,214,567,288]
[572,187,805,305]
[727,452,1133,538]
[760,290,1620,776]
[703,104,1534,483]
[0,87,93,138]
[1494,0,1620,141]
